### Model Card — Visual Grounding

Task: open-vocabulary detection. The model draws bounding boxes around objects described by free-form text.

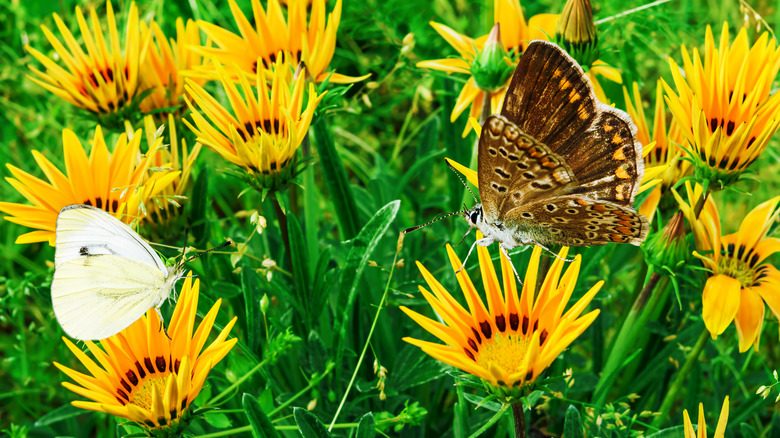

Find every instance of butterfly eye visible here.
[470,212,480,223]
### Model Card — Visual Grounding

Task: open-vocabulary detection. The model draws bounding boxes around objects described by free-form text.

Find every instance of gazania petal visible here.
[733,287,765,352]
[702,275,741,338]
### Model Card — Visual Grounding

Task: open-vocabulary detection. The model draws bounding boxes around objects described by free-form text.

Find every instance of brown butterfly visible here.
[407,40,648,275]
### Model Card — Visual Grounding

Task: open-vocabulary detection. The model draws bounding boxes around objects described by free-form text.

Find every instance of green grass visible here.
[1,0,780,436]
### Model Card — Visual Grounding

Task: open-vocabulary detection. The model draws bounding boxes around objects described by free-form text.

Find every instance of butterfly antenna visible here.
[446,160,478,204]
[403,211,464,234]
[179,226,191,259]
[184,238,235,263]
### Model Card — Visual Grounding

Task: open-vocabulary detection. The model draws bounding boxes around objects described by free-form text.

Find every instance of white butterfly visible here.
[52,204,185,341]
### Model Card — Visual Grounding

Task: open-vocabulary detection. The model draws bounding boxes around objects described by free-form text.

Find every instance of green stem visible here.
[328,241,401,431]
[592,272,668,405]
[271,195,293,272]
[195,414,406,437]
[651,328,709,428]
[301,133,320,267]
[535,253,552,294]
[466,403,511,438]
[512,402,526,438]
[204,358,270,408]
[269,362,335,417]
[311,117,361,239]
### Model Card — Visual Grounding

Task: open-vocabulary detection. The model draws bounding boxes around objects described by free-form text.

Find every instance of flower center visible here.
[129,376,168,411]
[717,256,754,288]
[475,333,531,376]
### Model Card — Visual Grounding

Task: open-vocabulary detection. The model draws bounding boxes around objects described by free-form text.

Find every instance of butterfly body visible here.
[52,204,184,341]
[464,40,648,251]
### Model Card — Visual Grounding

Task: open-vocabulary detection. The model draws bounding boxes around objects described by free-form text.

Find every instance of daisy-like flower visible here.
[0,126,175,245]
[185,59,324,192]
[190,0,368,84]
[676,184,780,352]
[418,0,621,137]
[401,238,602,395]
[25,2,143,122]
[54,275,237,432]
[418,0,557,137]
[623,81,690,222]
[138,18,205,116]
[663,23,780,188]
[683,396,729,438]
[126,115,202,223]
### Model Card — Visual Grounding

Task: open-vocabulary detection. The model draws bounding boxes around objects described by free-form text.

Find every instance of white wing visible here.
[51,255,171,340]
[55,204,166,272]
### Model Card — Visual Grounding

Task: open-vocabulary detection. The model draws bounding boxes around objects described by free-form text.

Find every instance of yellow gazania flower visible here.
[662,23,780,187]
[138,18,204,116]
[0,126,175,246]
[401,239,602,393]
[624,81,690,222]
[25,2,143,118]
[418,1,558,138]
[190,0,368,84]
[495,0,559,56]
[418,0,621,137]
[683,396,729,438]
[126,115,202,222]
[676,185,780,352]
[54,275,238,431]
[185,59,324,190]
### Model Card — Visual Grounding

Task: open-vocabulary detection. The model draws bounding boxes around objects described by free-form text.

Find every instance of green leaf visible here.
[241,268,261,353]
[334,200,400,358]
[293,407,331,438]
[189,167,210,246]
[311,117,361,239]
[740,422,759,438]
[242,393,280,438]
[356,412,377,438]
[645,426,685,438]
[287,213,312,324]
[563,405,583,438]
[771,411,780,438]
[34,404,84,427]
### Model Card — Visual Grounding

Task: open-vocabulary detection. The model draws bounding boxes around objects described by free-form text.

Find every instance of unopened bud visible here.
[555,0,599,67]
[470,23,514,93]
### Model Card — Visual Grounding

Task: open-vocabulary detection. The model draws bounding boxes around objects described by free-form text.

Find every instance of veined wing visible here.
[478,115,577,222]
[55,204,166,272]
[51,255,170,340]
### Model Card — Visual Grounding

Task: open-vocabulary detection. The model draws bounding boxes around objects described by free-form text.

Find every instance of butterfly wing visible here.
[51,255,169,340]
[501,40,644,207]
[478,115,577,223]
[55,204,166,272]
[502,195,649,246]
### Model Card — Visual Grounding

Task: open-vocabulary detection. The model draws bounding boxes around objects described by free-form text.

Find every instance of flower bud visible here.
[555,0,599,67]
[470,23,515,93]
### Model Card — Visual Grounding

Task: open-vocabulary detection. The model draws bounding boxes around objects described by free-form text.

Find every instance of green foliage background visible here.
[1,0,780,436]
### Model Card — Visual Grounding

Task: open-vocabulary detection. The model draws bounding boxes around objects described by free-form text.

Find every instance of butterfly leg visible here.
[155,306,173,341]
[455,237,494,274]
[499,244,523,285]
[533,242,575,263]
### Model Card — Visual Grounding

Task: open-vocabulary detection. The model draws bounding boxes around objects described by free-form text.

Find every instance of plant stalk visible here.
[512,402,526,438]
[651,328,709,427]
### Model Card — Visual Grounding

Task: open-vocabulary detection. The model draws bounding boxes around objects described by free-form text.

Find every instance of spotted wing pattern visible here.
[478,115,577,223]
[503,195,649,246]
[500,40,644,207]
